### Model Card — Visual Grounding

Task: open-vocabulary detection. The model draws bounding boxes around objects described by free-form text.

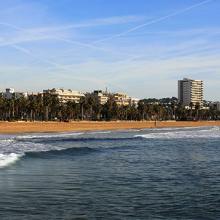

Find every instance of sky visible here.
[0,0,219,100]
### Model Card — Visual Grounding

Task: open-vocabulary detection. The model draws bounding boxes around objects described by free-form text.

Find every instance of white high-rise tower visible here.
[178,78,203,107]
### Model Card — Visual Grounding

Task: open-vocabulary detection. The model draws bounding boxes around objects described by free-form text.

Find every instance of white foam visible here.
[0,132,85,168]
[135,126,220,139]
[142,126,210,132]
[88,131,112,134]
[211,126,220,131]
[0,153,23,168]
[16,132,84,140]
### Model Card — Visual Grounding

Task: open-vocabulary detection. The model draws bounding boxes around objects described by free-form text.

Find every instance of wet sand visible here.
[0,121,220,134]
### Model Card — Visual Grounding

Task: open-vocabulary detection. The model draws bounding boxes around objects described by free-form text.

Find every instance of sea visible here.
[0,126,220,220]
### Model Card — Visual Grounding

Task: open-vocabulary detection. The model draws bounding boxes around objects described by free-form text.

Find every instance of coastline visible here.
[0,120,220,134]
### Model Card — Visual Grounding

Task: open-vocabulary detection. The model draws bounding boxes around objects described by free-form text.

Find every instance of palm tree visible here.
[43,93,59,121]
[79,96,86,120]
[66,101,76,120]
[101,96,118,120]
[195,102,200,120]
[189,102,194,120]
[27,95,37,121]
[137,101,145,120]
[171,102,176,120]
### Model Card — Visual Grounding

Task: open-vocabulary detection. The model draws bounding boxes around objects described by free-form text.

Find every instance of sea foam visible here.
[0,153,23,168]
[15,132,84,140]
[0,132,87,168]
[135,126,220,139]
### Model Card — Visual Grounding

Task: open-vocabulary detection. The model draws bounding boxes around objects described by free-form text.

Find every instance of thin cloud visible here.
[94,0,214,43]
[7,44,108,88]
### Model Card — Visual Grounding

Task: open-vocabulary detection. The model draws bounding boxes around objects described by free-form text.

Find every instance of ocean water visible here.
[0,126,220,219]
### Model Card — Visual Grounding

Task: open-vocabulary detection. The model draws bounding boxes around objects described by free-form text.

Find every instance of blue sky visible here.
[0,0,219,100]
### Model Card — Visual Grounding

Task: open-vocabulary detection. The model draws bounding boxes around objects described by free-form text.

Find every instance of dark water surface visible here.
[0,126,220,219]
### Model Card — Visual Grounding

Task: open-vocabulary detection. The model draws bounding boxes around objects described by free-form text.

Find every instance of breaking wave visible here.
[1,126,220,168]
[0,153,24,168]
[0,131,140,168]
[0,132,85,168]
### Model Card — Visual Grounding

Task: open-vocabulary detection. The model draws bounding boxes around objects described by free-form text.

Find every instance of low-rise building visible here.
[130,97,140,106]
[215,102,220,111]
[43,88,85,103]
[209,102,220,111]
[93,90,109,105]
[113,93,130,106]
[113,93,139,106]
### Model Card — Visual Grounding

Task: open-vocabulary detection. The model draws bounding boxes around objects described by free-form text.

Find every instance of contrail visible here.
[0,22,126,89]
[94,0,213,44]
[0,22,104,51]
[51,36,127,55]
[0,0,213,91]
[0,0,213,51]
[1,0,212,57]
[0,22,24,31]
[0,22,128,57]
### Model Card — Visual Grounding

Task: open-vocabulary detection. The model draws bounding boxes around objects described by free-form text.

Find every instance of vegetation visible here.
[0,93,219,121]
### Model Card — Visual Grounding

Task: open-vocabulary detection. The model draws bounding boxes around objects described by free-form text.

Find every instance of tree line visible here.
[0,93,219,121]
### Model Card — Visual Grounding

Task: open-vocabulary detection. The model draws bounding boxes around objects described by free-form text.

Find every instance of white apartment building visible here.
[43,88,85,103]
[216,102,220,111]
[3,88,28,99]
[130,98,140,106]
[178,78,203,107]
[210,102,220,111]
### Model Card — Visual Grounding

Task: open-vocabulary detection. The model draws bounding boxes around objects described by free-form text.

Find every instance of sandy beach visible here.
[0,121,219,134]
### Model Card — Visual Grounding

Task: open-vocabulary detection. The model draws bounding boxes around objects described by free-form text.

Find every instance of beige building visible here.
[92,91,139,106]
[93,90,109,105]
[43,88,84,103]
[113,93,139,106]
[178,78,203,107]
[113,93,130,106]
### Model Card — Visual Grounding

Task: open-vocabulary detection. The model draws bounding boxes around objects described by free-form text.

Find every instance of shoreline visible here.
[0,120,220,134]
